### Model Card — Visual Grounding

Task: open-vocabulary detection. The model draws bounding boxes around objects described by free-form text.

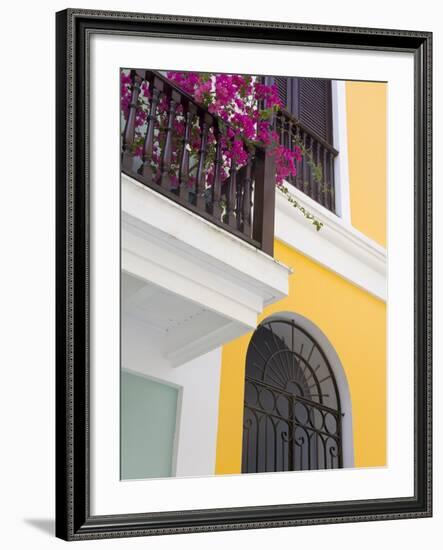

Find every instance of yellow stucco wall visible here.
[346,81,387,247]
[215,242,387,474]
[215,80,387,474]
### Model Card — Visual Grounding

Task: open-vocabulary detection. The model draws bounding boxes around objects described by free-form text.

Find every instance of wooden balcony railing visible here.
[274,109,339,213]
[121,70,276,256]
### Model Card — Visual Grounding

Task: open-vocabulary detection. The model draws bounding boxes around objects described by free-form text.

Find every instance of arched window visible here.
[242,314,350,473]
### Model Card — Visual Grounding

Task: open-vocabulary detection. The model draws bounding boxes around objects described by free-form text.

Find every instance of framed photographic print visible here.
[55,8,432,540]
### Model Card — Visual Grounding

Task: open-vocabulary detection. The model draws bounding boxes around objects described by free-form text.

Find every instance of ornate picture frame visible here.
[55,9,432,540]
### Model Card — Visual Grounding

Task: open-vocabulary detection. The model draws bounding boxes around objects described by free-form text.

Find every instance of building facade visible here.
[216,80,387,474]
[120,72,387,480]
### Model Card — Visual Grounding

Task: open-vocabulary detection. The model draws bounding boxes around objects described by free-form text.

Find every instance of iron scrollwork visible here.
[242,318,343,473]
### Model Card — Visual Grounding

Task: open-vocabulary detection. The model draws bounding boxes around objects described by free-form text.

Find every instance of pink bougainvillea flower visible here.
[121,69,303,194]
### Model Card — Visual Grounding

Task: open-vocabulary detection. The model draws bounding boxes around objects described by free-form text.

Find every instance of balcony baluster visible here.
[212,129,223,221]
[121,70,275,256]
[195,115,211,210]
[178,109,193,198]
[329,151,335,212]
[241,152,254,237]
[225,158,237,228]
[160,95,178,190]
[122,71,143,172]
[138,84,160,185]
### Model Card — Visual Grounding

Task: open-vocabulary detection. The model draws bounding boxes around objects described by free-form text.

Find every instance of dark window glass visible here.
[272,77,333,144]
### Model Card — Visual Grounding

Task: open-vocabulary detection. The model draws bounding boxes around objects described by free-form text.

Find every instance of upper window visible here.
[274,77,333,145]
[267,76,338,213]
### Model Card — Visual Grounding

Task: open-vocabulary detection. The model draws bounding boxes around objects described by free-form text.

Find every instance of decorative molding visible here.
[122,174,291,365]
[122,174,291,300]
[275,184,387,301]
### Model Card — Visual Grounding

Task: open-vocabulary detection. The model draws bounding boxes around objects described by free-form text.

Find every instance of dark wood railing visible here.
[121,70,276,256]
[274,109,339,213]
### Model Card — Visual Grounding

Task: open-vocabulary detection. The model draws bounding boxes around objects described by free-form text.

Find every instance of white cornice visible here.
[275,184,387,301]
[122,174,291,300]
[121,174,292,365]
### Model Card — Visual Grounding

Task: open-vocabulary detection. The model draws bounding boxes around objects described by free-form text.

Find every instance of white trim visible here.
[265,312,354,468]
[91,33,414,516]
[165,321,245,367]
[122,174,292,365]
[122,245,257,328]
[122,173,291,298]
[331,80,351,222]
[121,315,223,477]
[275,184,387,301]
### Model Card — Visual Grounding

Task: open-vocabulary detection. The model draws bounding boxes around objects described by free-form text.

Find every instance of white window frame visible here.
[331,80,351,222]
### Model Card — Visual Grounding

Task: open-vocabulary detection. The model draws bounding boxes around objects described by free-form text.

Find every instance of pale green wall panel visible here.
[121,370,179,479]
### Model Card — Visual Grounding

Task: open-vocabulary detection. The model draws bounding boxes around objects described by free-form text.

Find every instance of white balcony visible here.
[122,173,291,366]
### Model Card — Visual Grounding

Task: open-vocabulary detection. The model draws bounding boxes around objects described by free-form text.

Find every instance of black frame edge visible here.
[55,8,69,542]
[413,33,433,520]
